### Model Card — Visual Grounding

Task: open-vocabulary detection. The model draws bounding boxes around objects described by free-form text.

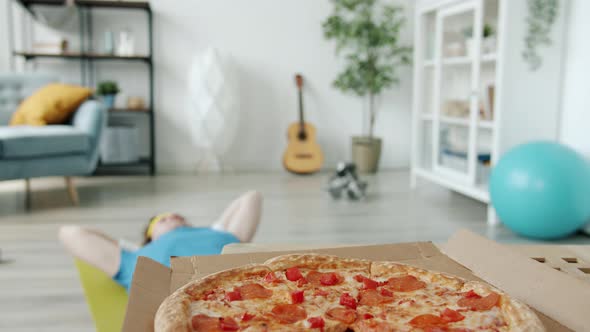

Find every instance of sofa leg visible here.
[65,177,79,205]
[24,178,31,210]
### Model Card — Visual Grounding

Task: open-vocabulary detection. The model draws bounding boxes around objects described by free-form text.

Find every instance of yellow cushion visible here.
[10,83,92,126]
[74,259,128,332]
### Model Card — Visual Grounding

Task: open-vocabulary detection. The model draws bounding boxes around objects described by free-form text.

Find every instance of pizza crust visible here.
[154,254,545,332]
[462,281,545,332]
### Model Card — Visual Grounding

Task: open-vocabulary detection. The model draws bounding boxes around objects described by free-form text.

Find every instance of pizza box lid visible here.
[122,230,588,332]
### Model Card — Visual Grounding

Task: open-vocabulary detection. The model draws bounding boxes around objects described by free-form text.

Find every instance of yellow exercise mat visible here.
[75,259,128,332]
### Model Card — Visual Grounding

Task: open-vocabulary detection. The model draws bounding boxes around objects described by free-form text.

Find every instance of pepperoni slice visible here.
[326,307,358,324]
[358,289,395,306]
[306,271,323,285]
[357,319,396,332]
[386,275,426,292]
[264,272,279,283]
[458,292,500,311]
[440,308,465,323]
[271,304,307,324]
[305,271,343,286]
[236,283,273,300]
[409,314,447,328]
[191,314,220,332]
[320,272,343,286]
[219,317,239,331]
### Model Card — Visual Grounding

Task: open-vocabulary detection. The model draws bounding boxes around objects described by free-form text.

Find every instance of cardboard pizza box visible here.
[123,230,590,332]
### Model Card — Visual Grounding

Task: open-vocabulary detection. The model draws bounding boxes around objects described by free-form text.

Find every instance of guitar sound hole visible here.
[298,131,307,141]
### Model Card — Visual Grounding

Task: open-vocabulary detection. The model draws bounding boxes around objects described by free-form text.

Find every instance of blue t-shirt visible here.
[114,227,239,291]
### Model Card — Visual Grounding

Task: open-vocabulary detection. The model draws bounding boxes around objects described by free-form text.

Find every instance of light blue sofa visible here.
[0,73,106,205]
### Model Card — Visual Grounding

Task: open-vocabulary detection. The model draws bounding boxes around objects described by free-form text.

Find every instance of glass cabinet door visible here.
[432,0,482,185]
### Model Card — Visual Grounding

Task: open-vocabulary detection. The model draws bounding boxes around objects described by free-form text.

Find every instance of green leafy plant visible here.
[323,0,411,138]
[462,23,495,38]
[96,81,120,95]
[523,0,559,71]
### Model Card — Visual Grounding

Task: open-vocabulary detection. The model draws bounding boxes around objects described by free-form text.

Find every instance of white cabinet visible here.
[410,0,569,224]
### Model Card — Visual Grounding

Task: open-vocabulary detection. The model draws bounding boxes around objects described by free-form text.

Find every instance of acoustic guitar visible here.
[283,74,324,174]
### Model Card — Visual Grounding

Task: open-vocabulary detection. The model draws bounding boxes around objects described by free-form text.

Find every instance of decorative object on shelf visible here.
[96,81,120,109]
[445,42,465,57]
[490,141,590,239]
[283,74,324,175]
[32,39,68,54]
[523,0,559,71]
[441,99,486,119]
[463,23,495,57]
[483,85,495,120]
[187,48,238,172]
[323,0,411,173]
[117,29,135,56]
[126,96,146,110]
[104,30,115,54]
[326,162,368,200]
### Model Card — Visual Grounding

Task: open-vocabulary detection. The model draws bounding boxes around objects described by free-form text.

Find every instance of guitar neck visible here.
[298,88,305,128]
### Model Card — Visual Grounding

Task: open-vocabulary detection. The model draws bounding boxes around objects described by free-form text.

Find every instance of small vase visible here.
[102,94,116,109]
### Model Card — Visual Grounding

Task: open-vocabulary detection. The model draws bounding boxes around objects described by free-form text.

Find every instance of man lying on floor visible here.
[59,191,262,291]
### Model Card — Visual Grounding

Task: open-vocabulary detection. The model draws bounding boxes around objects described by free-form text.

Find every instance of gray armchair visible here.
[0,73,106,206]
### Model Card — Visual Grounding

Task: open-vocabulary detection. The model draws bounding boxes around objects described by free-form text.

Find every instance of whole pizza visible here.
[155,254,544,331]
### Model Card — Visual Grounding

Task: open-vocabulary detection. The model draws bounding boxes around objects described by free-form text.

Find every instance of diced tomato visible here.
[224,290,242,302]
[241,312,255,322]
[307,316,325,329]
[380,288,393,297]
[463,290,482,299]
[264,271,279,283]
[354,274,365,282]
[363,313,374,320]
[297,278,308,287]
[320,272,342,286]
[339,293,358,310]
[286,267,304,281]
[219,317,240,331]
[362,277,379,290]
[440,308,465,323]
[291,290,305,304]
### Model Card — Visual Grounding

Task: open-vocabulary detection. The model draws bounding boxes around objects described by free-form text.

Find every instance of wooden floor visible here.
[0,171,588,331]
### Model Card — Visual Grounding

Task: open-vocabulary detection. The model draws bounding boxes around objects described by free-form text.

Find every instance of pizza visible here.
[154,254,544,332]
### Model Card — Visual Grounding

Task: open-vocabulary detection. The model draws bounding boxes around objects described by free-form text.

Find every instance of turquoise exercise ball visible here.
[490,141,590,239]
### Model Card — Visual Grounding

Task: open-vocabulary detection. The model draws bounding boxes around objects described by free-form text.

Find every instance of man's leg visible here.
[212,191,263,242]
[58,226,121,277]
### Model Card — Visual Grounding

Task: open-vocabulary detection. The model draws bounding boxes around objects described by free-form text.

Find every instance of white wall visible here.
[0,0,9,72]
[559,0,590,158]
[0,0,415,173]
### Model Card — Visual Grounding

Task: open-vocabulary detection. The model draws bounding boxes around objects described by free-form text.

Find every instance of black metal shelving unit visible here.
[8,0,156,175]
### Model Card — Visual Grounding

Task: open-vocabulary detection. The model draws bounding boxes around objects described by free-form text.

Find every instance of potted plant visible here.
[323,0,412,173]
[96,81,120,109]
[463,23,495,57]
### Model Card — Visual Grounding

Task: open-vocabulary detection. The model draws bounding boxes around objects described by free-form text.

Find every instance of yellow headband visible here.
[146,212,173,238]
